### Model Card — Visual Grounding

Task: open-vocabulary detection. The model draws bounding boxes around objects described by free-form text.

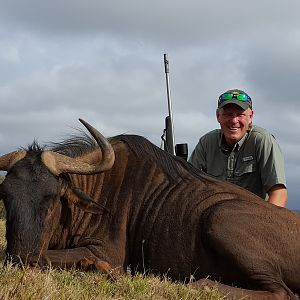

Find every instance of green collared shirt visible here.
[188,125,287,199]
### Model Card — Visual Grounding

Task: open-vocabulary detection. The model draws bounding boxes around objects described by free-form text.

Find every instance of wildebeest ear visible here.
[63,186,109,214]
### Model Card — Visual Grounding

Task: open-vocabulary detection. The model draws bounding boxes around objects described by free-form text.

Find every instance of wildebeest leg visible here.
[190,278,293,300]
[45,248,121,280]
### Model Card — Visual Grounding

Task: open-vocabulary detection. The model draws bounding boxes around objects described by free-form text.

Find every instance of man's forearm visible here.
[267,185,288,207]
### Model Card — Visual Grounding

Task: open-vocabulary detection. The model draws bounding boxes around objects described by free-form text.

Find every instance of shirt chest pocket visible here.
[234,159,256,177]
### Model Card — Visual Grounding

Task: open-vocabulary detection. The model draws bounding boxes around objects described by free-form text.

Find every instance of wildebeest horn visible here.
[0,150,27,171]
[41,119,115,175]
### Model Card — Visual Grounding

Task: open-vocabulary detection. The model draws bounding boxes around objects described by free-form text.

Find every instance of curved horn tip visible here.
[79,118,87,126]
[78,118,95,132]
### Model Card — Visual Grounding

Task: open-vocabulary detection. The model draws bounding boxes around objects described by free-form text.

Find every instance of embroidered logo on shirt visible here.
[242,156,253,162]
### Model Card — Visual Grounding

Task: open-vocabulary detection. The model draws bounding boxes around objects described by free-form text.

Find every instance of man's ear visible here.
[249,109,254,124]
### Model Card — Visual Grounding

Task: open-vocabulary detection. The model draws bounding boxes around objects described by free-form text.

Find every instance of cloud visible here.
[0,0,300,209]
[1,0,300,44]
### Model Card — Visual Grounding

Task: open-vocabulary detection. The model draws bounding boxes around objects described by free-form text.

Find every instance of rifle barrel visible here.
[164,54,175,155]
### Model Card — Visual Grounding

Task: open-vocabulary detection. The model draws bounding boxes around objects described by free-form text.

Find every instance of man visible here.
[188,89,288,207]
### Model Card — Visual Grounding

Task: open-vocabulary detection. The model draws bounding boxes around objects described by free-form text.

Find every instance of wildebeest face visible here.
[0,152,63,266]
[0,119,115,267]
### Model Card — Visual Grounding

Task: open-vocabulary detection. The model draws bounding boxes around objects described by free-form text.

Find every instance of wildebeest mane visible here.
[111,134,204,182]
[47,129,98,157]
[23,139,45,153]
[46,131,204,182]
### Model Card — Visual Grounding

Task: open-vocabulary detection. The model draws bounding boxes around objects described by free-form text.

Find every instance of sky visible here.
[1,0,300,209]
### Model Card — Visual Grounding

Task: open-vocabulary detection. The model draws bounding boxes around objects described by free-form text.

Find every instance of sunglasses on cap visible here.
[218,92,252,108]
[219,92,251,102]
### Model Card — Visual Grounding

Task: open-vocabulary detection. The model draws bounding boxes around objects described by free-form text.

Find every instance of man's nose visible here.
[229,115,240,121]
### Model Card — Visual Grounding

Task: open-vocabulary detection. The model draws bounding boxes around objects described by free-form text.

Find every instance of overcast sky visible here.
[1,0,300,209]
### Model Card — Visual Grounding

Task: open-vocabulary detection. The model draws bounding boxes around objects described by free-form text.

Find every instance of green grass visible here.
[0,264,223,299]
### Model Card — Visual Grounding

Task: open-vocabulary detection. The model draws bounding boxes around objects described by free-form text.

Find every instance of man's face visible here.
[216,104,253,145]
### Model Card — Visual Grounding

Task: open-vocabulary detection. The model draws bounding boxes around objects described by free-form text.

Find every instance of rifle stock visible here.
[165,116,175,154]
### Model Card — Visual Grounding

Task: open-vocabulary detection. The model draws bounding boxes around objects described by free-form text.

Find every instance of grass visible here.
[0,265,223,299]
[0,218,225,300]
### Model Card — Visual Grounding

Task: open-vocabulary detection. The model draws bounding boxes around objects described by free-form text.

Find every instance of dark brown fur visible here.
[1,132,300,300]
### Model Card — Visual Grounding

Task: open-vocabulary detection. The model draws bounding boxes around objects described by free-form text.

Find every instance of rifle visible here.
[161,54,188,160]
[162,53,175,155]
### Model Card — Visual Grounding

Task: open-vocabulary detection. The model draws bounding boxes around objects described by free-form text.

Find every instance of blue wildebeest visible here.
[0,119,299,300]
